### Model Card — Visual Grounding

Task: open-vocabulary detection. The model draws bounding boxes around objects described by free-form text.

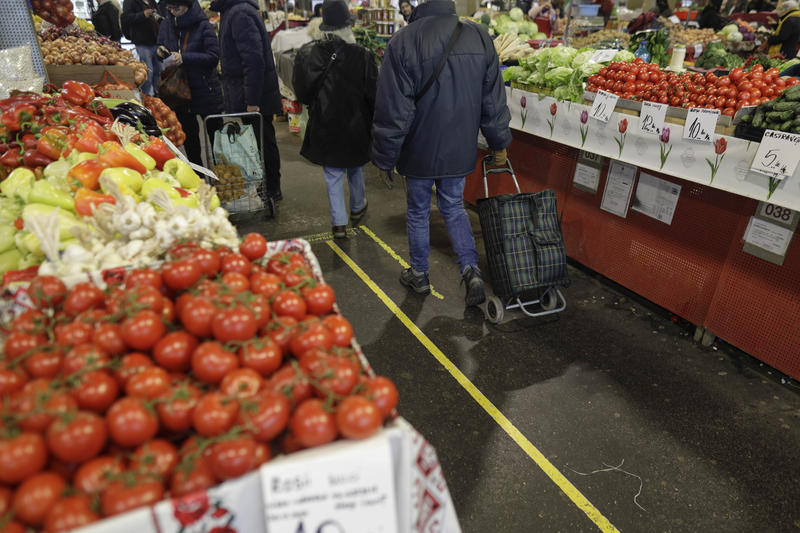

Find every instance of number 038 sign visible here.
[750,130,800,179]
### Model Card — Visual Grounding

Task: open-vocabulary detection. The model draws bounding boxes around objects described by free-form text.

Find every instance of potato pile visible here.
[659,18,717,44]
[38,35,148,86]
[214,163,246,202]
[570,30,630,49]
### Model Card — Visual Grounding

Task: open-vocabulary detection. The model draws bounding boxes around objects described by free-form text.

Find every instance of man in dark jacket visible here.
[293,0,378,238]
[122,0,163,95]
[210,0,284,201]
[697,0,728,31]
[157,0,223,165]
[93,0,123,41]
[372,0,511,307]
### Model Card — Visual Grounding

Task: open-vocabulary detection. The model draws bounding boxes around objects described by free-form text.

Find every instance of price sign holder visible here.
[573,150,605,193]
[590,90,619,123]
[590,49,617,63]
[694,43,703,58]
[639,101,667,135]
[742,201,799,265]
[682,107,719,143]
[749,129,800,179]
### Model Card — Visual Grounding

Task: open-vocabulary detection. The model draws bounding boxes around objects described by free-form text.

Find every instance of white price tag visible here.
[639,101,668,135]
[759,202,797,226]
[683,107,719,143]
[694,43,703,58]
[590,49,617,63]
[750,130,800,179]
[590,90,619,123]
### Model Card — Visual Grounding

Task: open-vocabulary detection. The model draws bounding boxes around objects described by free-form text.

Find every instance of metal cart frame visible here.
[480,155,567,324]
[203,112,276,221]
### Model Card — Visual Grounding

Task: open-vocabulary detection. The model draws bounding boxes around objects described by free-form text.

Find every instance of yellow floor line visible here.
[358,225,445,300]
[326,241,619,533]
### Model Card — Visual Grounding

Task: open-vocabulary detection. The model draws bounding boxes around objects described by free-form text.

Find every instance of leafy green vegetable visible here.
[613,50,634,62]
[571,50,595,68]
[628,29,669,67]
[503,66,531,82]
[549,46,578,67]
[544,66,574,87]
[509,7,524,21]
[695,41,744,69]
[779,58,800,72]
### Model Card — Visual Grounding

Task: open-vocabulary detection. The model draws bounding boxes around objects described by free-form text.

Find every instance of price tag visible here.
[590,49,617,63]
[750,130,800,179]
[759,202,798,225]
[590,90,619,123]
[694,43,703,58]
[669,14,681,23]
[683,107,719,143]
[639,101,667,135]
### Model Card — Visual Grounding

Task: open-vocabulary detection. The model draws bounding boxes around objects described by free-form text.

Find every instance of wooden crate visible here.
[45,64,138,87]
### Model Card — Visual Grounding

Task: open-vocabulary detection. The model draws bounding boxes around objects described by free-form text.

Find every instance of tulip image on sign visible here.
[706,137,727,184]
[659,127,672,170]
[615,119,628,158]
[520,96,528,128]
[547,102,557,138]
[579,110,589,147]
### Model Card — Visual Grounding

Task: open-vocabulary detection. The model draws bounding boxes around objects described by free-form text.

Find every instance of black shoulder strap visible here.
[310,43,346,103]
[415,21,462,104]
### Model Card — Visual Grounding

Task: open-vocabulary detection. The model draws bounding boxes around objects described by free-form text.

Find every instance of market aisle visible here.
[239,125,800,533]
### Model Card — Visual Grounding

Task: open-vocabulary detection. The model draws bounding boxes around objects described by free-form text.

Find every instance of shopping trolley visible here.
[203,112,276,222]
[476,155,569,324]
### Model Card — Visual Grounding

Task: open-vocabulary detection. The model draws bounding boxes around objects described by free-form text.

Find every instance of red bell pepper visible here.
[97,141,146,174]
[72,121,107,154]
[0,93,47,112]
[19,133,38,151]
[0,147,22,168]
[42,106,69,127]
[66,106,113,127]
[1,103,37,132]
[62,80,94,106]
[14,218,24,230]
[88,100,113,120]
[74,187,116,216]
[2,266,40,287]
[22,149,54,168]
[143,137,175,170]
[36,127,70,160]
[68,159,109,190]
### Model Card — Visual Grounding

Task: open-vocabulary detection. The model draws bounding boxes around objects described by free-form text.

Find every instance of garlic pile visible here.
[30,176,240,285]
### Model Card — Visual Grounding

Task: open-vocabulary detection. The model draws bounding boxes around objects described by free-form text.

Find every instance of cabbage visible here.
[518,34,531,41]
[517,20,539,35]
[613,50,635,62]
[721,23,739,35]
[509,7,524,21]
[580,61,603,77]
[553,85,582,102]
[727,31,743,42]
[571,50,595,68]
[544,66,574,87]
[525,71,546,85]
[532,32,547,40]
[549,46,578,67]
[502,66,531,82]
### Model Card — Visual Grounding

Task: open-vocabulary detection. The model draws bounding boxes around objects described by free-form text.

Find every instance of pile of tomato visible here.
[586,58,800,116]
[0,234,398,532]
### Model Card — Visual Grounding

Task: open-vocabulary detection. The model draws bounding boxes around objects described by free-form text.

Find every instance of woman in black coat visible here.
[157,0,223,166]
[293,0,377,238]
[93,0,123,41]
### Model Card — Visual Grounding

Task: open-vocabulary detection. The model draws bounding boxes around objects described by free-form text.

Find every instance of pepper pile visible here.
[0,240,398,532]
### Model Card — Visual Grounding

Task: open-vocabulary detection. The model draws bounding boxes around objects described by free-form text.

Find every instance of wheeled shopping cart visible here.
[203,112,276,222]
[476,155,569,324]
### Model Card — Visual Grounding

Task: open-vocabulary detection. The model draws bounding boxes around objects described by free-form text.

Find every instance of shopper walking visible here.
[122,0,163,95]
[156,0,223,166]
[210,0,284,201]
[371,0,511,307]
[93,0,123,42]
[293,0,377,239]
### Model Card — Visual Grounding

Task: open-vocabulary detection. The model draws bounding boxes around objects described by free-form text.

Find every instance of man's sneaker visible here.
[400,268,430,294]
[461,265,486,306]
[332,225,347,239]
[350,201,368,223]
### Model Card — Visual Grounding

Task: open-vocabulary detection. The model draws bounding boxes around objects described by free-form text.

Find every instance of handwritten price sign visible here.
[683,107,719,143]
[639,101,667,135]
[750,130,800,179]
[590,90,619,123]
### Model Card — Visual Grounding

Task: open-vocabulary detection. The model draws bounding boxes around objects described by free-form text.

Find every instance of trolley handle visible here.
[481,154,521,198]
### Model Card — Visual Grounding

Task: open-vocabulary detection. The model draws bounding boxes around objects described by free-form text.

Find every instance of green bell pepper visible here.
[0,249,22,276]
[164,158,201,189]
[100,167,144,193]
[0,168,35,202]
[30,180,76,212]
[124,143,157,171]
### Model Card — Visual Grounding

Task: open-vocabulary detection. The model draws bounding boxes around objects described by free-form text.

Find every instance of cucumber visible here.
[766,110,793,121]
[780,120,793,131]
[791,116,800,126]
[753,109,765,128]
[761,99,777,110]
[740,113,752,123]
[782,85,800,100]
[792,126,800,134]
[773,101,799,112]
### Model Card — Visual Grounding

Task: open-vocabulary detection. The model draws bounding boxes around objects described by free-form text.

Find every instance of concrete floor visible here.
[238,124,800,533]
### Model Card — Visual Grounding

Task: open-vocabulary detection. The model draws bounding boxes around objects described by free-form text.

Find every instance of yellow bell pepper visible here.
[142,178,180,199]
[163,158,201,189]
[100,167,145,193]
[124,143,157,171]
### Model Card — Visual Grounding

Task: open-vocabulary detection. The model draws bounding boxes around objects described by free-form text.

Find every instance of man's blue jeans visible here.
[405,177,478,274]
[323,166,366,226]
[136,45,161,96]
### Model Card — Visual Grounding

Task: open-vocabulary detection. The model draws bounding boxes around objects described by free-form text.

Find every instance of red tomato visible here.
[212,306,257,342]
[101,479,164,516]
[44,496,99,531]
[335,396,382,440]
[221,253,252,276]
[290,323,333,357]
[238,390,291,442]
[729,67,744,83]
[64,283,105,316]
[92,323,127,356]
[73,456,125,493]
[191,248,221,277]
[4,331,48,359]
[180,296,218,337]
[290,398,337,448]
[322,314,354,347]
[22,347,62,379]
[221,272,249,294]
[208,437,258,480]
[62,344,110,377]
[220,368,262,399]
[47,412,107,463]
[74,370,120,413]
[12,472,67,527]
[29,276,67,308]
[170,457,216,497]
[14,381,76,433]
[363,376,399,418]
[240,233,267,260]
[162,260,202,291]
[239,337,283,377]
[0,433,47,484]
[123,285,164,314]
[125,366,170,399]
[706,72,718,84]
[121,310,165,351]
[751,63,764,73]
[722,107,735,117]
[112,352,153,388]
[129,439,179,480]
[153,331,198,372]
[273,290,307,320]
[125,269,163,290]
[301,283,336,315]
[192,342,239,384]
[299,350,359,397]
[264,317,298,354]
[106,397,159,447]
[250,271,282,298]
[156,382,201,432]
[266,363,312,405]
[192,392,239,437]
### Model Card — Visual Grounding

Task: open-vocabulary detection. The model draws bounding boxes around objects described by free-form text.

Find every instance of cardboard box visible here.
[45,64,138,87]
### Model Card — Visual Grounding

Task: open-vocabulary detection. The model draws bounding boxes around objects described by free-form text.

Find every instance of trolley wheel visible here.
[264,196,276,219]
[485,296,504,324]
[540,289,557,311]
